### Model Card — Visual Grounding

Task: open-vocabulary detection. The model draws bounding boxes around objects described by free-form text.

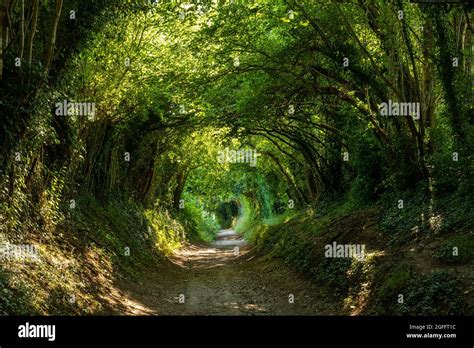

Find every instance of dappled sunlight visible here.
[170,229,251,270]
[429,214,443,232]
[344,250,386,315]
[0,0,471,322]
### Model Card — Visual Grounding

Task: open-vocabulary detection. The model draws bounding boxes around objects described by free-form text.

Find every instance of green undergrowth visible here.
[373,265,466,315]
[233,196,257,235]
[433,233,474,265]
[177,201,219,243]
[0,193,210,315]
[244,188,472,315]
[379,185,474,246]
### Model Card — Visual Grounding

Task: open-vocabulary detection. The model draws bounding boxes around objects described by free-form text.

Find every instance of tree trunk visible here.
[19,0,24,60]
[44,0,63,73]
[173,169,187,209]
[0,4,6,80]
[26,0,38,63]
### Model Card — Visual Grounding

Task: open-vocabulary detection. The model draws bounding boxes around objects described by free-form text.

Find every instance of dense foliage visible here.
[0,0,472,315]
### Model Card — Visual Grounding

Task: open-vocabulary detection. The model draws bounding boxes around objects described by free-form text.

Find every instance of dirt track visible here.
[105,229,343,315]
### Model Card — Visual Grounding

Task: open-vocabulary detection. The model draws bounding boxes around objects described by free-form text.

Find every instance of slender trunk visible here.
[26,0,38,63]
[264,151,306,203]
[433,9,466,147]
[422,18,436,155]
[44,0,62,73]
[19,0,24,59]
[173,170,187,209]
[0,4,5,80]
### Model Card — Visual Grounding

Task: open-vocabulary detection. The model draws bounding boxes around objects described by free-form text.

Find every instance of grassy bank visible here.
[241,188,474,315]
[0,194,213,315]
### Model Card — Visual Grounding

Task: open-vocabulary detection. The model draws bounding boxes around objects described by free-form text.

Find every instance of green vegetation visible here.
[398,271,465,315]
[434,233,474,265]
[0,0,472,315]
[0,192,193,314]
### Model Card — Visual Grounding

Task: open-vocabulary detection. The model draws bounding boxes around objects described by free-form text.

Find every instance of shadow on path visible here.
[104,229,345,315]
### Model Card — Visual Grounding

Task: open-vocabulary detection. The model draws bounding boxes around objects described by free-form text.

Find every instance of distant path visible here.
[105,229,343,315]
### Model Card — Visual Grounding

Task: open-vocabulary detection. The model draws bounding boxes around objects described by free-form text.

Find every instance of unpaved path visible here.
[106,229,343,315]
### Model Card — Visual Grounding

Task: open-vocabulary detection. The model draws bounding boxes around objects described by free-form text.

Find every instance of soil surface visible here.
[105,229,344,315]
